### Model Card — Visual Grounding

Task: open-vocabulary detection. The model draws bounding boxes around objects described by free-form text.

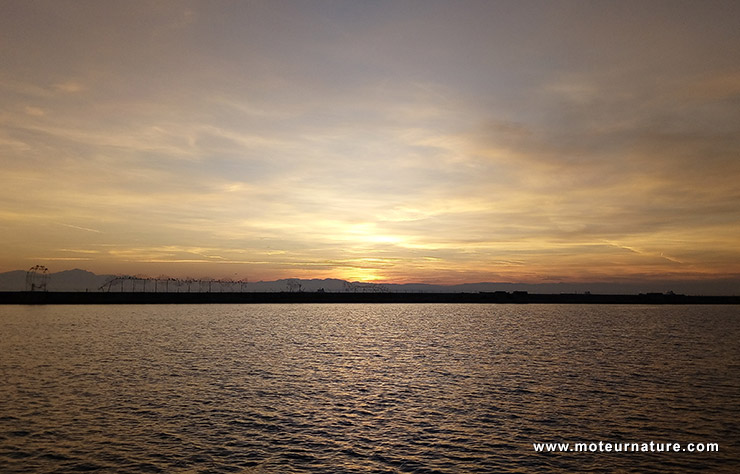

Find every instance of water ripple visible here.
[1,304,739,473]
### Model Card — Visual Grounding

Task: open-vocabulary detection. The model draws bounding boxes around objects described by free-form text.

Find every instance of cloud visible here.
[0,1,738,287]
[58,223,102,234]
[24,106,45,116]
[52,81,85,93]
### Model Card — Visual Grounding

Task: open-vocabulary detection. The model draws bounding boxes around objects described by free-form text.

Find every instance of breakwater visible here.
[1,291,738,305]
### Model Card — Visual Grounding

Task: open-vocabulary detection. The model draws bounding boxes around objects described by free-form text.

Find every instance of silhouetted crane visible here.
[26,265,49,291]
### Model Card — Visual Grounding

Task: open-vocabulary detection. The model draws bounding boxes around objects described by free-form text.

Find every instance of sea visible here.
[1,304,738,473]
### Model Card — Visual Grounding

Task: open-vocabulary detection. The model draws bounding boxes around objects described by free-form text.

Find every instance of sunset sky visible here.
[2,0,739,287]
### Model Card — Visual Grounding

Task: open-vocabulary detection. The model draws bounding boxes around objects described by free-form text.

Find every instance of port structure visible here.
[99,276,248,293]
[25,265,49,292]
[342,281,389,293]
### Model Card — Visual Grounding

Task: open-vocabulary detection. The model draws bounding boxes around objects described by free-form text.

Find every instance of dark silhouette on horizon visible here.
[1,290,738,305]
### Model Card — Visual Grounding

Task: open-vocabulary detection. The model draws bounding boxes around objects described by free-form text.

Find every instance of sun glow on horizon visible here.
[1,2,739,292]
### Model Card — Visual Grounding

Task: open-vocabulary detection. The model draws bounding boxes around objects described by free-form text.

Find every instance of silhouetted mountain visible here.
[0,269,737,295]
[0,270,26,291]
[0,268,114,292]
[48,269,112,292]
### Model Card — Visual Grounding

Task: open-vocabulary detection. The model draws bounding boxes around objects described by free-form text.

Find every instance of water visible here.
[1,304,738,473]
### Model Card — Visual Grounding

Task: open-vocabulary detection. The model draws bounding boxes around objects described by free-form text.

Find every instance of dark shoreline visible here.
[1,291,739,305]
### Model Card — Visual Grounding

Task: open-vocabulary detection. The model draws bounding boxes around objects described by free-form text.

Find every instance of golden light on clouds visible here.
[1,1,739,292]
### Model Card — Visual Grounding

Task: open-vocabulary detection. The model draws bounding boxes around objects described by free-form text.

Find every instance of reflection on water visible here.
[1,304,738,473]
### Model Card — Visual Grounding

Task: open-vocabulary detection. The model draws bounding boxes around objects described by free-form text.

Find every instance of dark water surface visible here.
[1,304,738,473]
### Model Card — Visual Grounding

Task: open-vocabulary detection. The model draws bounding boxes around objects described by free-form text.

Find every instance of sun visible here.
[354,271,384,282]
[336,268,385,283]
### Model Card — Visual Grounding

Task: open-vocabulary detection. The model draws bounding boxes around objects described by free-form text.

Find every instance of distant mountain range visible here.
[1,268,738,295]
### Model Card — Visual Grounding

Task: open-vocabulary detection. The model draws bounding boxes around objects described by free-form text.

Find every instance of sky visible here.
[1,0,739,288]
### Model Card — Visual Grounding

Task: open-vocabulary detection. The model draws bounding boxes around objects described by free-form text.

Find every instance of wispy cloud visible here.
[0,1,738,289]
[58,223,102,234]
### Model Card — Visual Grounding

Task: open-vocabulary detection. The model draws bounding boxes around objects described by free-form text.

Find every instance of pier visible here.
[1,291,738,305]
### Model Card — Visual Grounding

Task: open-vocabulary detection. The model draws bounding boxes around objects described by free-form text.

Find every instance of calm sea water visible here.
[1,304,738,473]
